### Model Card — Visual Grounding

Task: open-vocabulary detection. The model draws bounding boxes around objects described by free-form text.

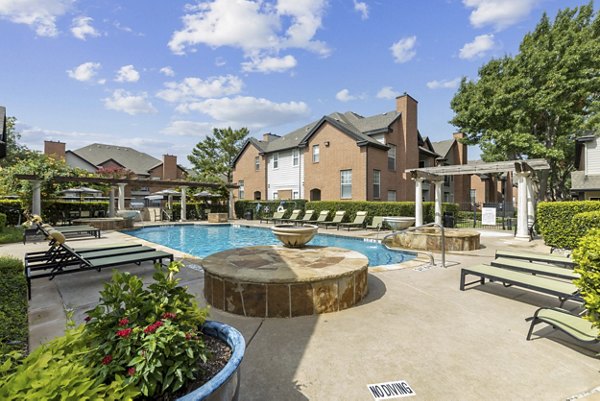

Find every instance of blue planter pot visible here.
[177,321,245,401]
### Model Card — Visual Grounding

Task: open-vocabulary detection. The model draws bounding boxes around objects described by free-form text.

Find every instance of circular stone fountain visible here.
[202,245,369,318]
[270,224,318,248]
[384,227,480,251]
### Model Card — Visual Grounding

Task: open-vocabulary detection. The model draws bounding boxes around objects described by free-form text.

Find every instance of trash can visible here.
[443,212,455,228]
[244,210,253,220]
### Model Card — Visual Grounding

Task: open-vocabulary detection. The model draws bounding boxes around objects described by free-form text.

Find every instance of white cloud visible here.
[115,65,140,82]
[241,55,297,73]
[353,0,368,20]
[463,0,538,30]
[103,89,157,115]
[71,16,99,40]
[157,75,243,103]
[168,0,329,59]
[459,34,495,59]
[376,87,401,99]
[390,36,417,64]
[160,66,175,77]
[180,96,310,129]
[336,89,356,102]
[0,0,74,37]
[67,62,101,82]
[426,78,461,89]
[162,120,214,136]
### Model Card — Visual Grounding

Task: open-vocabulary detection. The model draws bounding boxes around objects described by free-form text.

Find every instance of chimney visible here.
[453,132,468,165]
[262,133,280,142]
[44,140,66,160]
[162,154,178,179]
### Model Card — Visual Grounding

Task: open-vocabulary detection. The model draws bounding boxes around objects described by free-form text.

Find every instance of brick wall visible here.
[232,143,267,201]
[44,140,66,160]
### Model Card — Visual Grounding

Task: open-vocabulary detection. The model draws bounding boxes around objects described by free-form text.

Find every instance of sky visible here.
[0,0,591,167]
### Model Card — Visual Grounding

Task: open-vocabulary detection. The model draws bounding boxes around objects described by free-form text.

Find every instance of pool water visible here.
[123,224,415,266]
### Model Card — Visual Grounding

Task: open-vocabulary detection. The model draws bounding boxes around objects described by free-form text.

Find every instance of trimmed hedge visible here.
[235,199,458,224]
[537,201,600,249]
[0,257,28,363]
[41,200,109,224]
[0,200,24,226]
[573,228,600,333]
[172,201,228,220]
[0,213,6,230]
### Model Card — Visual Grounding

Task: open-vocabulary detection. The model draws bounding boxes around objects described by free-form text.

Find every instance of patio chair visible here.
[526,307,599,344]
[366,216,384,231]
[25,240,144,264]
[494,250,575,268]
[25,222,101,244]
[260,210,285,224]
[306,210,330,225]
[290,210,315,225]
[321,211,346,229]
[490,257,579,281]
[338,211,368,231]
[278,209,302,224]
[460,264,582,306]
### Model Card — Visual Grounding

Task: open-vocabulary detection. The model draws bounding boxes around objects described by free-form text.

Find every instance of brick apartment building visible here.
[232,94,471,204]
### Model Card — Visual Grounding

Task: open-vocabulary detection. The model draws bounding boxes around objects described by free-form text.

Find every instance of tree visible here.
[450,3,600,200]
[187,127,250,184]
[0,116,31,167]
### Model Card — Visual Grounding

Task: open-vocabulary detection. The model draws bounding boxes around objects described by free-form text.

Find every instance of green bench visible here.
[526,307,599,344]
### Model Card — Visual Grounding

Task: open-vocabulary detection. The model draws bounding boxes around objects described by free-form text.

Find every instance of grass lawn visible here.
[0,227,24,244]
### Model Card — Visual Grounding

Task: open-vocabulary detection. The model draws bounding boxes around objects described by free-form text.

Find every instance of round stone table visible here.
[202,245,369,318]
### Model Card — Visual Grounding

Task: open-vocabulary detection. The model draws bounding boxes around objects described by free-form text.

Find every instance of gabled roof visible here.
[72,143,161,175]
[431,138,455,159]
[298,115,389,150]
[231,137,266,166]
[65,150,98,170]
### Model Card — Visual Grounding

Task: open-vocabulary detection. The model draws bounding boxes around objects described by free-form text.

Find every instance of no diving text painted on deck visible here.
[367,380,415,400]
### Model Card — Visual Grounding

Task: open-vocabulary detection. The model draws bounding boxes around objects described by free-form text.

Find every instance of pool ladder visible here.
[381,222,446,268]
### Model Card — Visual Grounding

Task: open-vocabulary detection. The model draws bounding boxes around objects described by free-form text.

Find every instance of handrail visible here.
[382,222,446,268]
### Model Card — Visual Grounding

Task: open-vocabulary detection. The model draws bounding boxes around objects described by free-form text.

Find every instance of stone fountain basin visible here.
[271,224,318,248]
[383,217,416,230]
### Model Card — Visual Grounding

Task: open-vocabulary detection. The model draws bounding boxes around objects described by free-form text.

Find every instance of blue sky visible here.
[0,0,590,167]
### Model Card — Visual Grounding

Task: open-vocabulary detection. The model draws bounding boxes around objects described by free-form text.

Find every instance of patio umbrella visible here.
[194,190,219,198]
[59,186,103,215]
[152,189,180,209]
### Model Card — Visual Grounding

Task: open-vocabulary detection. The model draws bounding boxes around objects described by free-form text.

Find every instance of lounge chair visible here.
[306,210,329,225]
[460,264,582,306]
[338,211,368,231]
[25,222,101,244]
[366,216,384,231]
[495,250,575,268]
[291,210,315,225]
[278,209,302,224]
[321,211,346,229]
[25,242,144,264]
[260,211,285,224]
[526,307,599,344]
[490,257,579,281]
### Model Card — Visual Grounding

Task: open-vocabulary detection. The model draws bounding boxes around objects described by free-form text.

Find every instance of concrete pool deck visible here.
[2,221,599,400]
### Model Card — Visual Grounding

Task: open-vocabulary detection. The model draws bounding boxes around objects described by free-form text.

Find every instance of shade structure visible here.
[60,186,102,196]
[151,188,180,210]
[194,190,219,198]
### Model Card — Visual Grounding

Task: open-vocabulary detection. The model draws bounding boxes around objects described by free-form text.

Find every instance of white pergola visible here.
[406,159,550,239]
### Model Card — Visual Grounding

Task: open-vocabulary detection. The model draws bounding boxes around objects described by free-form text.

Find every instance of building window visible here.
[238,180,244,200]
[387,190,397,201]
[254,191,261,200]
[272,192,279,200]
[255,156,260,171]
[312,145,320,163]
[388,144,396,170]
[373,170,381,199]
[293,149,299,166]
[273,153,279,169]
[293,191,299,199]
[340,170,352,199]
[419,160,426,168]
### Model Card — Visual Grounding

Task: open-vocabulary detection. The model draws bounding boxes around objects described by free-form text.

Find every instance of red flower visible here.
[84,316,91,322]
[118,318,129,326]
[101,355,113,365]
[143,320,163,334]
[127,367,136,376]
[116,328,133,338]
[185,332,192,341]
[162,312,177,320]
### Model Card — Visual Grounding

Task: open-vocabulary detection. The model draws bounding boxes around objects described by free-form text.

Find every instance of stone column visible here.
[414,178,424,227]
[515,172,530,239]
[180,186,187,222]
[228,188,235,219]
[31,180,42,216]
[117,183,126,211]
[433,179,444,226]
[109,187,115,217]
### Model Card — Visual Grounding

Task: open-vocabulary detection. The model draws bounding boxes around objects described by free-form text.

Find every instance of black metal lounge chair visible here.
[338,211,367,231]
[25,242,143,264]
[494,250,575,268]
[260,211,285,224]
[290,210,315,225]
[25,223,101,244]
[321,211,346,229]
[526,307,599,344]
[460,264,582,306]
[490,258,579,281]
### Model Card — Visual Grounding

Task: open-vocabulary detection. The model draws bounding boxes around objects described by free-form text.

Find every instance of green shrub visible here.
[172,201,228,220]
[573,228,600,335]
[0,212,6,230]
[0,200,24,225]
[41,200,109,224]
[0,226,24,244]
[572,210,600,244]
[0,257,28,364]
[537,201,600,249]
[235,200,307,220]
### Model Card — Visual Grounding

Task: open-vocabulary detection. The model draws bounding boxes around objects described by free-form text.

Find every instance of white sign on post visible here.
[481,207,497,225]
[367,380,416,400]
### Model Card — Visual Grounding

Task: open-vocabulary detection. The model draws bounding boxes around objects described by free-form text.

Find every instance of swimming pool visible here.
[123,224,415,266]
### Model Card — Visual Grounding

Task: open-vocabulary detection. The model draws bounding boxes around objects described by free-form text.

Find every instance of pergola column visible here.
[117,183,127,211]
[109,187,116,217]
[31,180,42,216]
[180,186,187,222]
[515,172,531,239]
[414,177,424,227]
[433,179,444,226]
[526,178,535,227]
